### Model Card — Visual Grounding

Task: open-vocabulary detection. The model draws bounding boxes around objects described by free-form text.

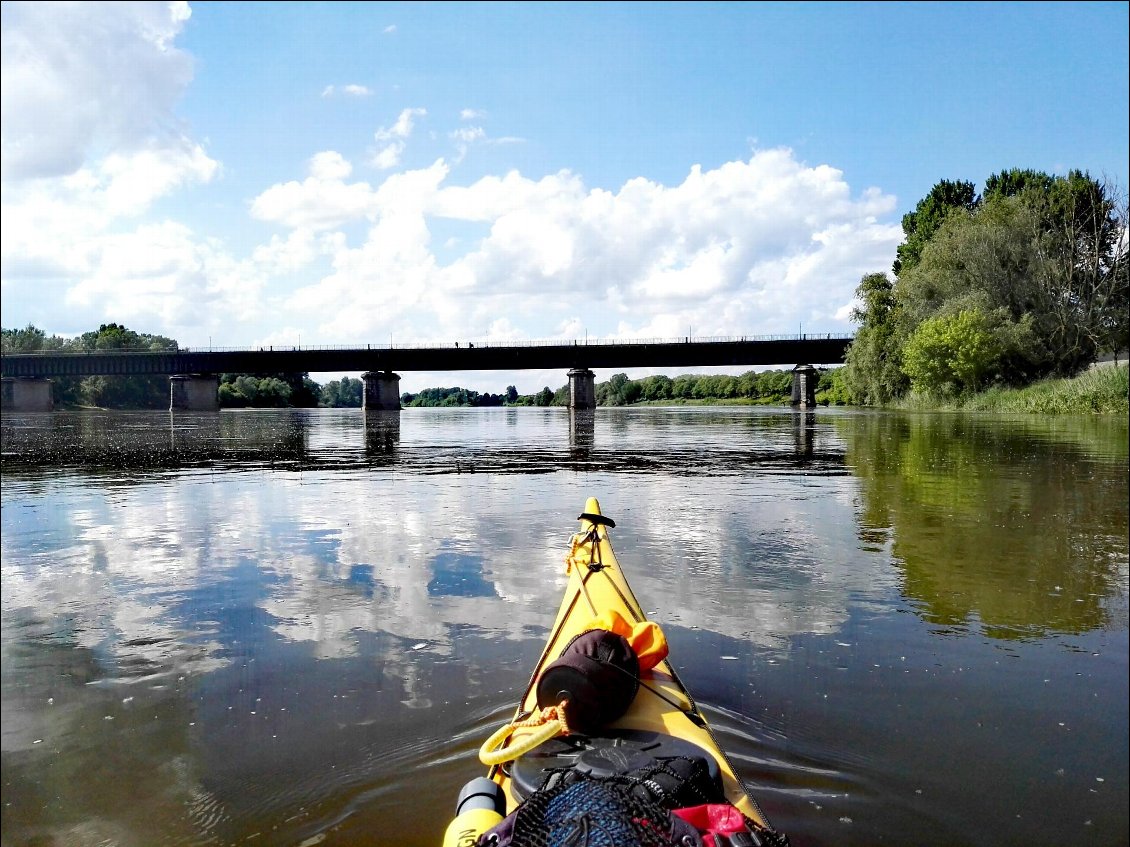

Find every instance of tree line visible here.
[403,369,833,407]
[838,169,1127,404]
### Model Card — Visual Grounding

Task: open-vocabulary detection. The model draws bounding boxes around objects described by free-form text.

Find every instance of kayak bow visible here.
[444,497,782,847]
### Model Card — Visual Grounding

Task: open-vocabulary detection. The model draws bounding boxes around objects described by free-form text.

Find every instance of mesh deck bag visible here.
[479,771,701,847]
[479,761,789,847]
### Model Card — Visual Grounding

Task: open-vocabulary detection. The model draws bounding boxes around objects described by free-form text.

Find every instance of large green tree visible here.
[898,173,1127,379]
[1,324,51,352]
[851,169,1129,405]
[1031,171,1128,369]
[893,179,979,276]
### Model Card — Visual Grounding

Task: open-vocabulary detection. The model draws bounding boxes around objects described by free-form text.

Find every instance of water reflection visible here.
[363,410,401,457]
[839,412,1129,638]
[791,410,816,458]
[568,408,594,456]
[2,408,1126,847]
[1,410,312,472]
[1,407,847,476]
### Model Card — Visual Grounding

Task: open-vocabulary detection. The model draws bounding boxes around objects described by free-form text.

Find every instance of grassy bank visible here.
[897,363,1128,415]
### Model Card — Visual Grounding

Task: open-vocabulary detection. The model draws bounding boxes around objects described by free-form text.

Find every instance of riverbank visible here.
[895,362,1128,415]
[620,364,1129,415]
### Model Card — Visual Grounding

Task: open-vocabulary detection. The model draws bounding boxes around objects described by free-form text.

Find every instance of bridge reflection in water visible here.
[0,408,838,476]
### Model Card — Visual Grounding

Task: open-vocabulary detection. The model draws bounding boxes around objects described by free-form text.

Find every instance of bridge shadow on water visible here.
[0,407,845,479]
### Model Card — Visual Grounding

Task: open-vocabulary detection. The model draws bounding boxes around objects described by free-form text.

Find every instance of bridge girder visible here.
[1,339,852,378]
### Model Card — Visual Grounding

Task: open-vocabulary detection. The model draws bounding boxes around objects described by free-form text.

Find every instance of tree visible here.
[902,309,1001,396]
[400,386,507,407]
[321,376,363,407]
[639,375,673,401]
[893,179,979,275]
[755,370,793,399]
[1,324,47,352]
[983,168,1056,201]
[219,371,321,408]
[598,373,638,406]
[671,375,696,400]
[505,385,519,404]
[70,323,176,407]
[841,272,909,404]
[1033,172,1128,371]
[897,174,1127,380]
[80,323,177,352]
[895,197,1048,385]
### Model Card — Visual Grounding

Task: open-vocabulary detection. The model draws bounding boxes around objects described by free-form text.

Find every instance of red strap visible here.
[673,803,748,835]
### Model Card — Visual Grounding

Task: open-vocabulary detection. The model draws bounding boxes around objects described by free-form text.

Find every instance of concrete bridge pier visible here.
[169,374,219,412]
[568,368,596,410]
[1,377,53,412]
[363,371,401,410]
[791,364,819,408]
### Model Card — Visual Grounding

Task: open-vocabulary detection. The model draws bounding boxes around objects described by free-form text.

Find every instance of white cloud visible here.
[371,143,405,171]
[460,109,486,120]
[367,107,427,171]
[383,24,397,34]
[252,148,898,347]
[0,1,233,337]
[252,229,322,275]
[1,141,220,306]
[308,151,353,181]
[62,220,266,333]
[450,127,486,144]
[449,126,486,163]
[322,84,373,98]
[375,107,426,142]
[0,1,196,181]
[250,152,377,230]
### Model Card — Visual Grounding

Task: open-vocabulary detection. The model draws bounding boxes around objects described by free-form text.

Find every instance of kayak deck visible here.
[484,497,770,828]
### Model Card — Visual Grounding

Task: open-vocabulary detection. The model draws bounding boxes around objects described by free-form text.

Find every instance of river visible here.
[1,406,1126,847]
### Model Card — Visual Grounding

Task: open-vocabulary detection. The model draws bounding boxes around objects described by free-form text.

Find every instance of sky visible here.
[2,1,1127,394]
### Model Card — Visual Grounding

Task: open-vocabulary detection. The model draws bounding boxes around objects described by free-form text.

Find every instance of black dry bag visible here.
[535,629,639,734]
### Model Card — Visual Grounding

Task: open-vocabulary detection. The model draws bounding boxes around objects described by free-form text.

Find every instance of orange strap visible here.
[584,609,669,671]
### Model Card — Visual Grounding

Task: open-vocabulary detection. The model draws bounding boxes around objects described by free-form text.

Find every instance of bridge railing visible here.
[2,333,852,357]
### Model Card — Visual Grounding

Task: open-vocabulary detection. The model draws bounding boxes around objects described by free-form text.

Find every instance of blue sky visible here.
[2,1,1127,392]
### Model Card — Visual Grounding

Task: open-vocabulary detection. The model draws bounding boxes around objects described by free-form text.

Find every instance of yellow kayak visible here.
[444,497,787,847]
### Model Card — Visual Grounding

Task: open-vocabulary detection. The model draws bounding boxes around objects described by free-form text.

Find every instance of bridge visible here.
[1,335,852,412]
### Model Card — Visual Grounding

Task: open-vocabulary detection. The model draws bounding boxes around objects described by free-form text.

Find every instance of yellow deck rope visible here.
[478,701,571,766]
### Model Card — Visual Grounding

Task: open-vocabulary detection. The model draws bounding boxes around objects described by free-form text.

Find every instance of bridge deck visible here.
[1,337,852,378]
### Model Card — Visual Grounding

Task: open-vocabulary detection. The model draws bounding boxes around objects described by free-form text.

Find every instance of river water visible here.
[1,406,1126,847]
